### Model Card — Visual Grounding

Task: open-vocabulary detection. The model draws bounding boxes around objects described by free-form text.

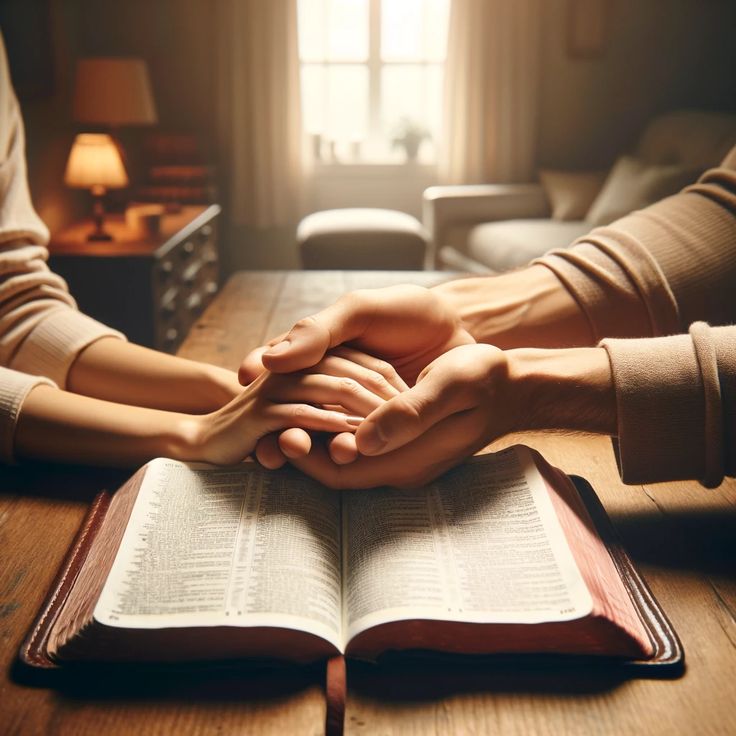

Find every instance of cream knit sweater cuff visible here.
[0,367,56,463]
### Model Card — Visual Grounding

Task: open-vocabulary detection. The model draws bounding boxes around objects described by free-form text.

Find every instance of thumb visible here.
[355,369,465,456]
[260,298,363,373]
[238,344,271,385]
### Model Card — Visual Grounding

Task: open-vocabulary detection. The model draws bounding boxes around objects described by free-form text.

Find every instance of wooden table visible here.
[2,270,735,735]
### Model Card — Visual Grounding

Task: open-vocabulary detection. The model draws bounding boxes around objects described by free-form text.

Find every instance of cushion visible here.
[539,169,607,221]
[585,156,700,227]
[297,208,427,270]
[636,110,736,170]
[467,219,592,272]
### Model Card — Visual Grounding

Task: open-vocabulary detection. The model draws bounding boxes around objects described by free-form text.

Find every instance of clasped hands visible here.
[238,285,522,489]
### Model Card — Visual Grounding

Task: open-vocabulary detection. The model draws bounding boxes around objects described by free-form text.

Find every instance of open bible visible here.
[21,446,681,670]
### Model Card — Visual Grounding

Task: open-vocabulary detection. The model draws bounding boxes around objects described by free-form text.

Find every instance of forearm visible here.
[506,346,616,436]
[14,384,200,466]
[67,337,242,413]
[432,265,597,349]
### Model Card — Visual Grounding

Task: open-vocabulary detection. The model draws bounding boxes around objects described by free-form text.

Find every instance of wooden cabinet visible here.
[49,205,220,353]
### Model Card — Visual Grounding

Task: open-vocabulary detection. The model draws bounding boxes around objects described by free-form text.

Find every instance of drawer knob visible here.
[181,240,195,256]
[187,293,203,312]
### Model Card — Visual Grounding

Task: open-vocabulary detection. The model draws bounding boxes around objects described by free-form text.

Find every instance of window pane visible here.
[299,0,368,62]
[381,0,449,62]
[301,64,368,142]
[381,64,443,161]
[381,64,443,136]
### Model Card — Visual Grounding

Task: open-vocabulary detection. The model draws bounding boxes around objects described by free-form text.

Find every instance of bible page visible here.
[343,446,592,641]
[95,459,343,648]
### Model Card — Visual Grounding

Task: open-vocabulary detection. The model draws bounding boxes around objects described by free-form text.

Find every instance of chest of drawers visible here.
[49,205,220,353]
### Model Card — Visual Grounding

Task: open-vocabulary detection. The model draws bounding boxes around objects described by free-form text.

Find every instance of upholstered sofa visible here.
[424,110,736,273]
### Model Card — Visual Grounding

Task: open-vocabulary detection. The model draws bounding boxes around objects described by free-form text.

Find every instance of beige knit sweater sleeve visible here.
[535,147,736,487]
[0,33,123,462]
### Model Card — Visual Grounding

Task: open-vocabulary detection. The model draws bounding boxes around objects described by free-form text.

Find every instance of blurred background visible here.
[3,0,735,279]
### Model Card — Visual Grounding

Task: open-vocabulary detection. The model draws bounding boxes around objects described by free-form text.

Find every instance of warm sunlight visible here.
[298,0,450,163]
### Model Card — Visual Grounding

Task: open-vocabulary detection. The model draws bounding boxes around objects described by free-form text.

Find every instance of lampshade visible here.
[73,58,157,125]
[64,134,129,191]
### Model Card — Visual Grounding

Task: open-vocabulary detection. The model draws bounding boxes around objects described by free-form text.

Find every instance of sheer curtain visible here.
[439,0,541,184]
[217,0,304,229]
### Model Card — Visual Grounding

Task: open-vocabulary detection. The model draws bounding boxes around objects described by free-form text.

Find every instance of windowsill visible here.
[309,160,437,178]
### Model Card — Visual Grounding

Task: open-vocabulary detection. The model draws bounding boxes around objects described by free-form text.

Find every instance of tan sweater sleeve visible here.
[601,324,735,487]
[534,149,736,341]
[532,148,736,486]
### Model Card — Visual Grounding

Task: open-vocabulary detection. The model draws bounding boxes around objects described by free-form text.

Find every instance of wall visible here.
[537,0,736,168]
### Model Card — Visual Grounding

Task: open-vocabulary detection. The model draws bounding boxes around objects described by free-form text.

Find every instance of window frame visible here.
[298,0,446,170]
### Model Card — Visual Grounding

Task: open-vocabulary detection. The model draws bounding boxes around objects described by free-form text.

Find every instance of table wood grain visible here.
[1,270,734,735]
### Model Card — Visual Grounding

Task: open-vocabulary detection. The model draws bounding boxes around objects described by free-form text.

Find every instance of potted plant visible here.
[391,118,431,162]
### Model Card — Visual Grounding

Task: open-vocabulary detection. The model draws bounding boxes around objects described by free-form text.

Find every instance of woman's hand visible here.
[187,353,404,465]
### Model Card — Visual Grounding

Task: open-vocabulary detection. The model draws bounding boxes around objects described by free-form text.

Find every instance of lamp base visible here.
[89,191,114,242]
[86,229,113,242]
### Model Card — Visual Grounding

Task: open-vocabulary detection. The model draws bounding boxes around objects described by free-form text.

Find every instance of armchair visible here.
[424,110,736,273]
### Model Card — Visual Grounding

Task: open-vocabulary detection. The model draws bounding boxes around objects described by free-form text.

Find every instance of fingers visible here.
[266,373,382,417]
[328,432,359,465]
[355,372,468,456]
[288,417,471,490]
[279,428,313,458]
[239,333,287,385]
[267,403,364,434]
[255,434,287,469]
[308,351,407,401]
[254,428,312,469]
[355,344,507,456]
[260,297,364,374]
[326,347,409,393]
[239,345,269,385]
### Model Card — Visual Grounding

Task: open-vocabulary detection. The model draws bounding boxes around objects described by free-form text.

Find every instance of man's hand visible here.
[239,285,475,386]
[280,345,616,489]
[281,344,515,488]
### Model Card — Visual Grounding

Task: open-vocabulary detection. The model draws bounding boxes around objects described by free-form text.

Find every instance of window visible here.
[298,0,450,165]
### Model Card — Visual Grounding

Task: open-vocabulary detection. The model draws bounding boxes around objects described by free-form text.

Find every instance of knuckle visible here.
[339,377,360,395]
[290,404,311,421]
[363,371,390,393]
[291,316,318,333]
[391,395,425,426]
[372,358,393,377]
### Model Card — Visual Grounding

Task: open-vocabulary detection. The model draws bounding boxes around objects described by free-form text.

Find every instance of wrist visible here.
[506,346,616,435]
[432,265,593,349]
[165,413,209,462]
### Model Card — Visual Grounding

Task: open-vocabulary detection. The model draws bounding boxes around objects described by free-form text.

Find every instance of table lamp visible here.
[64,133,129,241]
[70,58,158,226]
[73,58,157,126]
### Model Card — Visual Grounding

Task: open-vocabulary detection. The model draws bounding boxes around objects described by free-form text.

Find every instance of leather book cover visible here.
[18,468,147,671]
